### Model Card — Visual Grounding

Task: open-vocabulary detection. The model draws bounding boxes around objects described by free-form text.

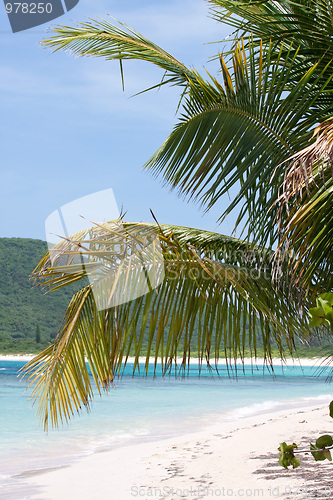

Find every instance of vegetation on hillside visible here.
[0,238,86,353]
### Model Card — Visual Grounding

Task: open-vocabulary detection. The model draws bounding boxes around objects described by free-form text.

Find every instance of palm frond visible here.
[280,182,333,289]
[41,19,196,91]
[275,120,333,289]
[41,17,333,246]
[210,0,333,87]
[21,222,306,430]
[145,40,332,244]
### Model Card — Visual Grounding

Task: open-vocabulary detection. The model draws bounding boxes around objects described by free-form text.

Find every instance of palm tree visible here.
[22,0,333,429]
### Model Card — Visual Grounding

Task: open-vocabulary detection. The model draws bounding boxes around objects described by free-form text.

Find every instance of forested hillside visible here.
[0,238,84,353]
[0,238,329,357]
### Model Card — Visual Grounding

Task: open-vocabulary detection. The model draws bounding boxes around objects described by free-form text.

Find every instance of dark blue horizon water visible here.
[1,359,332,499]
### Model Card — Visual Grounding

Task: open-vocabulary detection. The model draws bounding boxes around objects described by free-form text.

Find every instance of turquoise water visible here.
[1,360,332,498]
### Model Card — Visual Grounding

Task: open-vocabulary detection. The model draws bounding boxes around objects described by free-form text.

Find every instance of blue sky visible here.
[0,0,235,240]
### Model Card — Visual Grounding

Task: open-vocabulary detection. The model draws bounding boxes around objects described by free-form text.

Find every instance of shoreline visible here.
[0,354,328,367]
[26,402,333,500]
[2,358,332,500]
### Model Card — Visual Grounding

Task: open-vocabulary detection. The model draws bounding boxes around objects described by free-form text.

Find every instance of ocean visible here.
[1,359,332,499]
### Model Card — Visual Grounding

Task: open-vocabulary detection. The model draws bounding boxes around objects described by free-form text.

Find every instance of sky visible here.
[0,0,234,241]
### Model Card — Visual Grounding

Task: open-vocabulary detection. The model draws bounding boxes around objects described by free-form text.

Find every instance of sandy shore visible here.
[0,354,35,361]
[25,403,333,500]
[3,355,331,499]
[0,354,327,367]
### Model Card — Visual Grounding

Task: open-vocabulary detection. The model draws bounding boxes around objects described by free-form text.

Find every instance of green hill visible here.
[0,237,331,358]
[0,238,84,353]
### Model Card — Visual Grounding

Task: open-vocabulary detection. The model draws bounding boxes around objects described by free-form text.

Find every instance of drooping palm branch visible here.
[41,20,333,246]
[21,222,306,430]
[41,18,195,90]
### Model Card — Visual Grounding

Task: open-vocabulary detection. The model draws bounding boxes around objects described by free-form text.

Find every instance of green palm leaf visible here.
[21,222,305,430]
[41,20,333,244]
[210,0,333,83]
[145,41,332,243]
[41,19,195,91]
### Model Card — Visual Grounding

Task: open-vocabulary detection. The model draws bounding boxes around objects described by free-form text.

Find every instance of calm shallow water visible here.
[0,360,332,498]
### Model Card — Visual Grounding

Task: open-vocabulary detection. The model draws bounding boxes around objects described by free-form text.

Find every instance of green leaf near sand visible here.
[310,443,332,462]
[315,435,333,449]
[309,293,333,330]
[278,443,300,469]
[329,401,333,419]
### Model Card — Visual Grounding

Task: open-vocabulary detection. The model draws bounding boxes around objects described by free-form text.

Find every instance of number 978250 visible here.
[5,3,53,14]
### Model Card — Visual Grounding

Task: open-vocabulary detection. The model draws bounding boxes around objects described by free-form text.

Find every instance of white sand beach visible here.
[0,354,35,361]
[26,404,333,500]
[0,354,327,367]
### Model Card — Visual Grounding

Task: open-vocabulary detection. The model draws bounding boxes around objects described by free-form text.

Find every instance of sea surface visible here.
[1,359,333,499]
